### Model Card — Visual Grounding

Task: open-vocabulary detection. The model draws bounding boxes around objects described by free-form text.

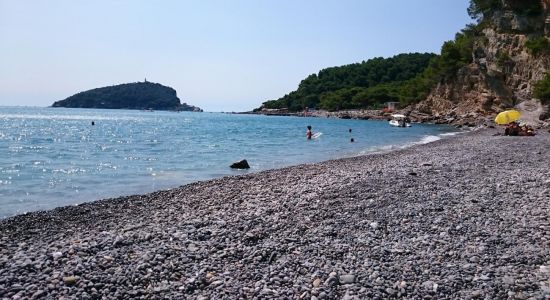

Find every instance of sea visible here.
[0,106,462,218]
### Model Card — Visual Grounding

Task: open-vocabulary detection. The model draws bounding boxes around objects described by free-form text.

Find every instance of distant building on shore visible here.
[384,102,400,112]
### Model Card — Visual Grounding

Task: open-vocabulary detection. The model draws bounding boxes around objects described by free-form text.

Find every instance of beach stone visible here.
[31,290,45,298]
[502,276,515,285]
[63,276,78,286]
[187,244,199,252]
[312,278,322,287]
[324,276,339,287]
[385,288,397,296]
[422,280,435,291]
[210,280,223,287]
[230,159,250,169]
[340,274,356,284]
[469,290,482,299]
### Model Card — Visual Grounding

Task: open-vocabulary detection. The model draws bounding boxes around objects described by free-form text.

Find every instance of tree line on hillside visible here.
[258,39,477,112]
[257,0,546,112]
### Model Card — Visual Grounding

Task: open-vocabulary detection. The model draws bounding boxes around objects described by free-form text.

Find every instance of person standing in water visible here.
[306,125,313,140]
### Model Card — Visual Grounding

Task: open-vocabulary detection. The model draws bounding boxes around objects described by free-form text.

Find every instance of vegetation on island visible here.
[52,81,202,111]
[257,0,546,112]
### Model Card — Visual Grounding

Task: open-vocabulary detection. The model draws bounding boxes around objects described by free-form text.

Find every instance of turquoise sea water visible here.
[0,107,461,218]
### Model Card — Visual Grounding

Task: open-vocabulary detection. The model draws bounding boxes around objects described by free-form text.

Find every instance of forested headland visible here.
[258,0,550,117]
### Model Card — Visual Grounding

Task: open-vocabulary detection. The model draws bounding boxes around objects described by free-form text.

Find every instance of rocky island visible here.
[52,81,202,112]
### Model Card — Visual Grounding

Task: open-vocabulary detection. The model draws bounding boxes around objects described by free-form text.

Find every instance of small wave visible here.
[439,132,462,137]
[414,131,465,145]
[358,144,402,155]
[367,135,441,152]
[417,135,441,144]
[358,132,459,156]
[52,168,86,174]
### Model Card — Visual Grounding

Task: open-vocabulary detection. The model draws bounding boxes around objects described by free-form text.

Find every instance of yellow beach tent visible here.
[495,110,521,125]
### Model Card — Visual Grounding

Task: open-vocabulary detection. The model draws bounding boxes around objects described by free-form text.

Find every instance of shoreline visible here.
[1,128,549,298]
[245,108,550,129]
[243,109,485,126]
[0,120,465,220]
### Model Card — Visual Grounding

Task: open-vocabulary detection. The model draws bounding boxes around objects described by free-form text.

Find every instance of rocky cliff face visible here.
[414,0,550,126]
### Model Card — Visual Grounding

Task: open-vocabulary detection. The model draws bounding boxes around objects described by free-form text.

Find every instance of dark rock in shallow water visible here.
[230,159,250,169]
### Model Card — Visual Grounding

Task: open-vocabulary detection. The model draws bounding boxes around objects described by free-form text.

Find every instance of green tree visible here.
[533,73,550,105]
[259,53,436,112]
[467,0,502,20]
[525,37,550,56]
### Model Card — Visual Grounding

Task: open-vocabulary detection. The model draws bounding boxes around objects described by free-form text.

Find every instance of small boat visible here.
[389,114,411,127]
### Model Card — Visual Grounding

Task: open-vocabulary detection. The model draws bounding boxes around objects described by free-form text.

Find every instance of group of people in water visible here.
[504,121,536,136]
[306,125,354,142]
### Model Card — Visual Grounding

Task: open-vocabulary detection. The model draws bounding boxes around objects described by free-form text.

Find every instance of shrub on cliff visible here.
[468,0,542,20]
[533,73,550,105]
[467,0,502,21]
[525,37,550,56]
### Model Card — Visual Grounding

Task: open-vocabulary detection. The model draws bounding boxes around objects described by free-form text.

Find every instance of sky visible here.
[0,0,472,112]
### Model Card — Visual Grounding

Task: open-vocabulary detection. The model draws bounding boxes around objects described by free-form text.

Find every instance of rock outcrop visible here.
[230,159,250,169]
[52,81,203,112]
[414,0,550,126]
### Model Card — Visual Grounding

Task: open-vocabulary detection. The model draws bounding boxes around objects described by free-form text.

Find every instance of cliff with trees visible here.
[52,81,202,112]
[413,0,550,124]
[257,0,550,125]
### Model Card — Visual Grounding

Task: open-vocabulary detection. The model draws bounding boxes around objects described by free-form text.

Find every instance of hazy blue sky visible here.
[0,0,472,112]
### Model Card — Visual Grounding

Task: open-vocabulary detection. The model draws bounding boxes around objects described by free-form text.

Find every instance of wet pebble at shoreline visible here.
[1,128,549,299]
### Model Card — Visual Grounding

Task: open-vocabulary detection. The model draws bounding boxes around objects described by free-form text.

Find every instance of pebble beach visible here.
[1,127,549,299]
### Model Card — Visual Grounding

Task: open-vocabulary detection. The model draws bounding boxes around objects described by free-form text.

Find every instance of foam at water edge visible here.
[358,144,401,155]
[439,131,462,137]
[358,131,464,156]
[417,135,442,144]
